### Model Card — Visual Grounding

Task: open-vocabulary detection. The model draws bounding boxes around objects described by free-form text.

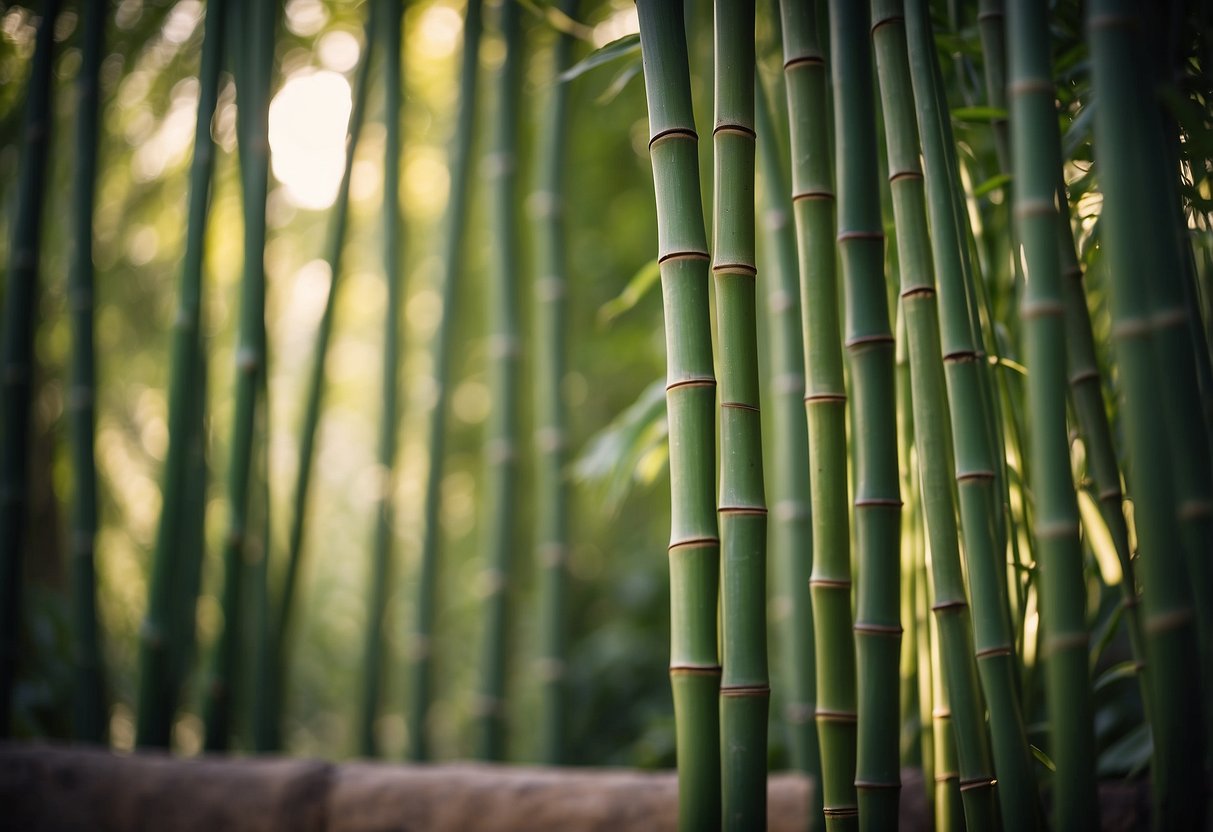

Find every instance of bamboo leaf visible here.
[1030,744,1057,772]
[596,61,642,104]
[516,0,594,41]
[559,33,639,83]
[1093,660,1140,694]
[951,105,1008,123]
[972,172,1012,198]
[598,258,660,324]
[574,378,667,512]
[1077,488,1122,586]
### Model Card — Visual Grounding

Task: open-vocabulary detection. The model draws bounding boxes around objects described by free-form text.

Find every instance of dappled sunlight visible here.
[268,70,353,210]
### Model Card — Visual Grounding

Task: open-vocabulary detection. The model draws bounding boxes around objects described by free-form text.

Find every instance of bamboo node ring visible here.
[648,127,698,149]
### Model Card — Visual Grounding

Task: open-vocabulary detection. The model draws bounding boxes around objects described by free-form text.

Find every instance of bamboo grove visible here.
[3,0,1213,830]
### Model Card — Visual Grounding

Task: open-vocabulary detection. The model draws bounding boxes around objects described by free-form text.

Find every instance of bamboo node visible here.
[669,664,723,677]
[837,230,885,243]
[1111,318,1151,340]
[854,497,902,508]
[1034,520,1079,540]
[667,536,720,553]
[1068,368,1100,386]
[1145,608,1194,634]
[792,189,835,203]
[712,262,758,277]
[720,401,759,413]
[845,333,895,349]
[720,684,770,698]
[1009,78,1055,98]
[822,807,860,818]
[1150,306,1188,329]
[648,126,698,149]
[1087,13,1137,32]
[870,13,905,34]
[854,622,903,637]
[783,54,826,71]
[888,170,923,184]
[931,599,968,613]
[942,349,979,364]
[959,777,996,792]
[900,286,935,300]
[855,779,901,790]
[815,708,858,723]
[1043,632,1089,656]
[804,392,846,404]
[657,249,710,264]
[975,645,1014,659]
[810,578,852,589]
[665,376,716,392]
[1020,300,1066,319]
[235,347,260,373]
[718,505,768,516]
[956,469,996,483]
[712,122,756,139]
[1178,500,1213,520]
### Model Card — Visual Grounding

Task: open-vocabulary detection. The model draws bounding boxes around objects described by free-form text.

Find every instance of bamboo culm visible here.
[870,2,999,828]
[1088,3,1209,826]
[136,0,227,750]
[532,0,579,766]
[637,2,722,827]
[67,0,108,745]
[407,0,484,762]
[1008,2,1099,827]
[755,77,822,810]
[903,3,1041,829]
[202,0,276,752]
[0,0,60,738]
[358,0,403,759]
[828,2,902,827]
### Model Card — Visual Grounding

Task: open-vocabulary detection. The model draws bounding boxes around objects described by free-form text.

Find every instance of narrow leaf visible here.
[559,33,639,83]
[598,258,660,324]
[951,105,1008,123]
[972,172,1012,198]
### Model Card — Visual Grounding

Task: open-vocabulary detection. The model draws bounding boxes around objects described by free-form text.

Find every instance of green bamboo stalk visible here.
[356,0,399,760]
[712,2,768,827]
[407,0,484,762]
[67,0,108,745]
[1008,3,1098,827]
[777,2,856,829]
[136,0,227,750]
[277,4,377,745]
[903,4,1041,829]
[827,3,902,827]
[1088,1,1208,826]
[636,2,721,827]
[474,0,524,763]
[870,3,999,828]
[531,0,578,766]
[756,76,822,806]
[202,0,276,752]
[0,0,59,739]
[928,577,964,832]
[975,0,1009,171]
[1054,187,1149,712]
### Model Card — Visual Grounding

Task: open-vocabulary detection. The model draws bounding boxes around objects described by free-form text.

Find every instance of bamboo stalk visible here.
[777,3,857,829]
[407,0,484,762]
[531,0,579,766]
[136,0,228,750]
[755,76,821,809]
[202,0,276,752]
[356,0,400,761]
[474,0,525,763]
[827,2,902,827]
[713,2,768,828]
[0,0,60,739]
[1007,2,1099,827]
[636,2,721,827]
[277,5,377,750]
[870,3,999,828]
[1087,1,1208,826]
[903,3,1041,829]
[67,0,108,745]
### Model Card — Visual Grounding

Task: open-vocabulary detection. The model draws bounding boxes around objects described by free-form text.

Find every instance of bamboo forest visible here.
[3,0,1213,829]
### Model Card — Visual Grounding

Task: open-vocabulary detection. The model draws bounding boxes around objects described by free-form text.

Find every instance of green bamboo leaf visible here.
[951,105,1008,123]
[1062,101,1096,159]
[1088,603,1125,672]
[1096,721,1152,778]
[573,378,668,512]
[596,61,641,104]
[1031,744,1057,772]
[972,172,1012,198]
[598,258,660,324]
[1093,660,1141,694]
[558,33,639,83]
[516,0,593,41]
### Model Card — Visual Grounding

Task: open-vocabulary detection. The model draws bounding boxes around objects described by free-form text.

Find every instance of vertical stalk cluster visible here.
[1088,1,1208,826]
[712,1,768,828]
[828,2,902,828]
[358,0,402,759]
[1007,3,1098,828]
[407,0,484,762]
[755,79,821,801]
[474,0,524,763]
[870,2,999,828]
[779,1,857,827]
[203,0,276,752]
[904,3,1040,829]
[636,2,722,827]
[68,0,108,745]
[531,0,579,766]
[0,0,60,738]
[137,0,228,750]
[280,4,378,750]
